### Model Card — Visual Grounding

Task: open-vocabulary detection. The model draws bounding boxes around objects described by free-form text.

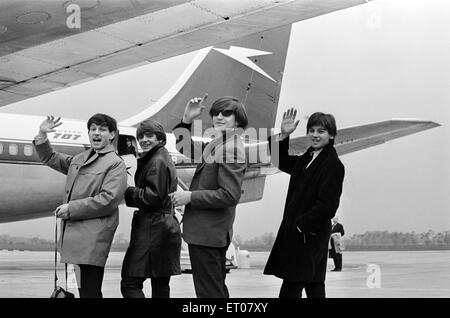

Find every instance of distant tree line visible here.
[0,234,53,251]
[234,233,276,251]
[1,230,449,252]
[0,233,131,252]
[234,230,450,251]
[343,230,450,251]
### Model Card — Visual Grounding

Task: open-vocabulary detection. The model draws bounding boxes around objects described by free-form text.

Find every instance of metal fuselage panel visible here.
[0,163,65,222]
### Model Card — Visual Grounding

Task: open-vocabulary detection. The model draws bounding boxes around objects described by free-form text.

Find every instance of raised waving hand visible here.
[280,108,300,138]
[182,93,208,124]
[39,115,63,136]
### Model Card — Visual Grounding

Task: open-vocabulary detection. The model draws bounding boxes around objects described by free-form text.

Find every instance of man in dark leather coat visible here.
[121,119,181,298]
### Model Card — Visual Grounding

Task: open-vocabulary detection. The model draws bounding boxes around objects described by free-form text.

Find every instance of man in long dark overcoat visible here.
[264,109,345,298]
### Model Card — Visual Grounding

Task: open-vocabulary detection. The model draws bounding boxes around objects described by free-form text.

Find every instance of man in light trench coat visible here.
[33,114,127,298]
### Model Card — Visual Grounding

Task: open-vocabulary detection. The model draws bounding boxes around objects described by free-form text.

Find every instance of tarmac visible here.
[0,250,449,298]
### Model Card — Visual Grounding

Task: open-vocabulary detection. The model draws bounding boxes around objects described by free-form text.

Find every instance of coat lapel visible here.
[82,144,116,166]
[303,143,335,176]
[83,150,98,166]
[195,162,207,174]
[135,144,164,184]
[287,144,336,209]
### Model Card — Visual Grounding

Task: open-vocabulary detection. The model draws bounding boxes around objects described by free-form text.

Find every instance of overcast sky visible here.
[0,0,449,240]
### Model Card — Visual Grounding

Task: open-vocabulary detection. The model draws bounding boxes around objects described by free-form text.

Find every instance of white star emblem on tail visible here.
[213,46,275,82]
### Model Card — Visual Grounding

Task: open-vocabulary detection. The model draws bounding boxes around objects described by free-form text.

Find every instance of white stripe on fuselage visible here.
[0,112,272,169]
[0,112,261,152]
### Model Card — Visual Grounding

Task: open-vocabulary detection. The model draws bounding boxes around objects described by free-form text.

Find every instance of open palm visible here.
[39,115,62,134]
[183,94,208,123]
[281,108,300,135]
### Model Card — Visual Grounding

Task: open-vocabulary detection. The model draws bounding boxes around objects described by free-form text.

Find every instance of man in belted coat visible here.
[34,114,127,298]
[120,119,181,298]
[264,109,345,298]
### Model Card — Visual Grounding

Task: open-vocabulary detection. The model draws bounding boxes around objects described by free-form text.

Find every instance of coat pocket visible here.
[82,218,104,233]
[149,214,181,248]
[74,168,107,195]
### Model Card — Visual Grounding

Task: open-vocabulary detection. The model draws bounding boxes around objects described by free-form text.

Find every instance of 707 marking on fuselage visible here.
[53,133,82,140]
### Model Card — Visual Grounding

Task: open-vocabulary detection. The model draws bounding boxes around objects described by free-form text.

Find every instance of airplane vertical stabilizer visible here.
[120,25,292,135]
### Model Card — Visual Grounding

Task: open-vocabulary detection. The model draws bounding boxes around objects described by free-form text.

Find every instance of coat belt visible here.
[135,209,173,216]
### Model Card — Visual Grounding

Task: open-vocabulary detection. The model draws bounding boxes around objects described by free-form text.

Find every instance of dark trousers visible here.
[279,280,325,298]
[333,253,342,270]
[77,264,105,298]
[188,244,229,298]
[120,276,171,298]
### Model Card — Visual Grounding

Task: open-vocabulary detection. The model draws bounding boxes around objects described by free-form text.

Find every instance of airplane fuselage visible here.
[0,113,272,223]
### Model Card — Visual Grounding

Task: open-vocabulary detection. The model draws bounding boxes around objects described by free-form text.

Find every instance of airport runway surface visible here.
[1,250,449,298]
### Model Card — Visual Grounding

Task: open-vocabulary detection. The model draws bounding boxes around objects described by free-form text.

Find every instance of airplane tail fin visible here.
[120,25,292,134]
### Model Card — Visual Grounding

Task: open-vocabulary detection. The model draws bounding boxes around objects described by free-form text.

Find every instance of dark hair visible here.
[136,119,166,145]
[209,96,248,129]
[87,113,118,133]
[306,112,337,144]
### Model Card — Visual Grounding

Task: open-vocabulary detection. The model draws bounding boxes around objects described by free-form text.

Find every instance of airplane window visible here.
[9,144,18,156]
[24,145,33,156]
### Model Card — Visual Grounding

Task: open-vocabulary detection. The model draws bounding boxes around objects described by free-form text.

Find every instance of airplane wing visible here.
[0,0,366,107]
[174,119,440,205]
[287,119,441,156]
